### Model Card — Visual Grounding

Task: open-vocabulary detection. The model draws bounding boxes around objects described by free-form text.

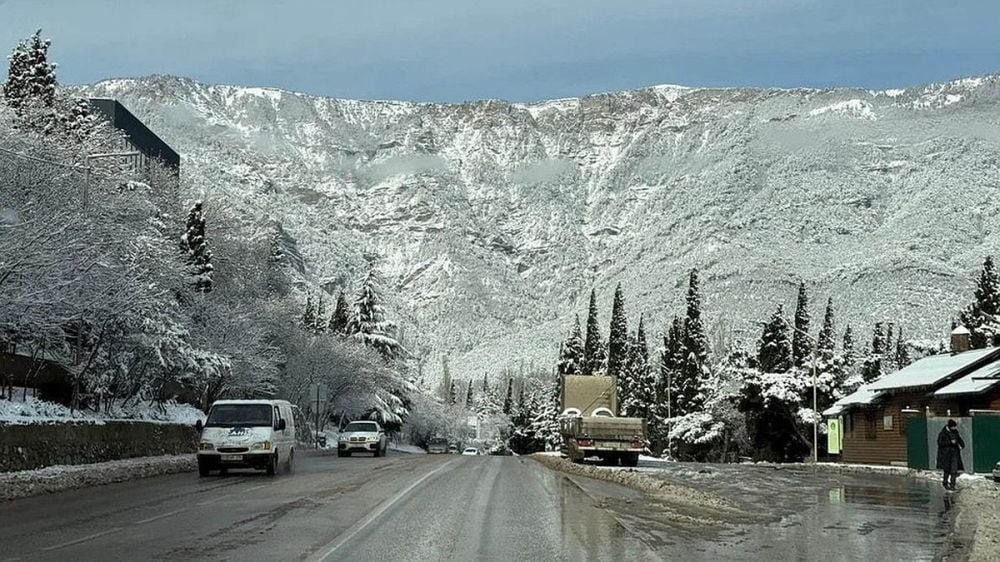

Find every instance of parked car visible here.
[338,421,387,457]
[448,444,459,454]
[462,447,480,456]
[196,399,297,477]
[993,461,1000,483]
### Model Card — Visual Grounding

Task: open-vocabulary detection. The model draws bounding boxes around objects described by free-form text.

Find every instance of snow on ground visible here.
[0,455,195,501]
[388,444,427,455]
[0,393,204,425]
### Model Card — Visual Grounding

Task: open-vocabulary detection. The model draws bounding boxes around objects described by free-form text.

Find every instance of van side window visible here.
[274,406,282,429]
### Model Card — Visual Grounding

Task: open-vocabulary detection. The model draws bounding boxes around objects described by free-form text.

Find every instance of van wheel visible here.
[286,449,294,473]
[266,453,277,476]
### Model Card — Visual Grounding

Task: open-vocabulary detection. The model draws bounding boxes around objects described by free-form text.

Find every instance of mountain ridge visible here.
[78,72,1000,381]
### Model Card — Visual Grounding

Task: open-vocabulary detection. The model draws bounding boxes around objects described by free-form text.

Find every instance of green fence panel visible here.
[972,415,1000,474]
[906,416,929,470]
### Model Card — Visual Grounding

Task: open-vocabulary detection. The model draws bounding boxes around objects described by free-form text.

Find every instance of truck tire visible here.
[622,453,639,467]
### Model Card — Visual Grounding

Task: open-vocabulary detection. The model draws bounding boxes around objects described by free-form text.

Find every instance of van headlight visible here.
[199,442,215,451]
[251,441,272,450]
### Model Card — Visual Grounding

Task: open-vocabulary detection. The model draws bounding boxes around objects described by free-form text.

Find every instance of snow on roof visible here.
[822,384,883,417]
[934,359,1000,397]
[952,325,970,335]
[868,347,1000,392]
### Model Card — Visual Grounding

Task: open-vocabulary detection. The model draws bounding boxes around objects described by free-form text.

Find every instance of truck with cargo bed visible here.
[559,374,646,467]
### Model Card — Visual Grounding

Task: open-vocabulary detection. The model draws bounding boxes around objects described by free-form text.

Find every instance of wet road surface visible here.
[0,452,655,561]
[608,460,956,561]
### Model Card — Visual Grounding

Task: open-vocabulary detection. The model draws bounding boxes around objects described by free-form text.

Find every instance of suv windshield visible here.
[205,404,273,427]
[344,421,378,433]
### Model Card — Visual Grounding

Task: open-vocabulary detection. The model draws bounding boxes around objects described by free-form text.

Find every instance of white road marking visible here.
[41,527,122,551]
[309,460,458,561]
[134,508,186,525]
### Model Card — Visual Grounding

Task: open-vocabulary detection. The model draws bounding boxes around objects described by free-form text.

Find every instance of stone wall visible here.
[0,421,198,472]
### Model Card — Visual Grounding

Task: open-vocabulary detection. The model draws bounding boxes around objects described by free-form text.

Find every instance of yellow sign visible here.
[828,418,842,455]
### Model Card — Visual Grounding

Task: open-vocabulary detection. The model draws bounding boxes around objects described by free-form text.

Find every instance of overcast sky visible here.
[1,0,998,103]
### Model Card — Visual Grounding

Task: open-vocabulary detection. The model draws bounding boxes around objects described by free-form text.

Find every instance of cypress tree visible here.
[792,282,811,366]
[503,378,513,415]
[330,291,350,335]
[465,381,474,408]
[180,201,214,292]
[557,315,585,375]
[683,269,709,365]
[583,289,607,375]
[861,323,887,383]
[449,380,457,405]
[959,256,1000,348]
[817,297,836,355]
[607,283,629,380]
[302,294,316,330]
[896,329,911,368]
[758,305,793,374]
[623,315,655,421]
[842,325,856,368]
[482,372,489,393]
[658,317,686,416]
[314,295,327,333]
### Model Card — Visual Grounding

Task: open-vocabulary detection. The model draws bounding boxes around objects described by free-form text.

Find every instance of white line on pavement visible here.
[309,459,458,561]
[134,508,187,525]
[41,527,123,552]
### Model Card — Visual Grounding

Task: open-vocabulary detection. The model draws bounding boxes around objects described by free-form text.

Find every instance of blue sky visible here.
[1,0,998,102]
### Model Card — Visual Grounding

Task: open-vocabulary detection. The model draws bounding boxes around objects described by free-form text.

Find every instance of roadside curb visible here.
[0,455,196,501]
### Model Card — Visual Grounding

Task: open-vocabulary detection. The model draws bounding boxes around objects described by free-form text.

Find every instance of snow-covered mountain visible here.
[82,75,1000,381]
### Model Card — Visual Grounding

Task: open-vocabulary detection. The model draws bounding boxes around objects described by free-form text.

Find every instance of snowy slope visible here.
[79,74,1000,382]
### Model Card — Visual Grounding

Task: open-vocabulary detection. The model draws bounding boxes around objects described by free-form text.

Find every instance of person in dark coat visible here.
[936,419,965,491]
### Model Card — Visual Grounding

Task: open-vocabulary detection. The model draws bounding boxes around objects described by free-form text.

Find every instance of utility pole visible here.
[812,349,819,464]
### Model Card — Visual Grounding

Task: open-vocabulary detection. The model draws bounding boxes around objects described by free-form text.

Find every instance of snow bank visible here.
[388,444,427,455]
[0,455,195,501]
[0,395,204,426]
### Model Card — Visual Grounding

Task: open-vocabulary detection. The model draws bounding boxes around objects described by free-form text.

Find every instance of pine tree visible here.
[896,329,911,368]
[817,297,835,355]
[302,294,316,330]
[658,317,686,417]
[884,323,897,372]
[482,372,489,393]
[449,380,457,405]
[557,315,585,375]
[180,201,214,292]
[684,269,709,365]
[3,30,56,112]
[758,305,793,373]
[313,295,328,333]
[861,323,887,383]
[583,289,607,375]
[623,315,655,422]
[503,378,513,415]
[672,270,709,415]
[345,263,405,359]
[842,325,856,368]
[792,282,812,367]
[329,291,351,335]
[465,380,474,408]
[959,256,1000,348]
[607,283,629,380]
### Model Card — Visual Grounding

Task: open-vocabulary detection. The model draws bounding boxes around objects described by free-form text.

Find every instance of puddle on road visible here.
[592,464,954,561]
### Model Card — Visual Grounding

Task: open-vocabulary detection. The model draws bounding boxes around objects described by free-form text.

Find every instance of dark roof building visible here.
[88,98,180,175]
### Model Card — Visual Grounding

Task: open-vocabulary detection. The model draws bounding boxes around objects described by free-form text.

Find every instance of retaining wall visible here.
[0,421,198,472]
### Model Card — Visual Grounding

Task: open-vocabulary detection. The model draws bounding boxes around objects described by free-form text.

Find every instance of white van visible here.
[196,399,296,476]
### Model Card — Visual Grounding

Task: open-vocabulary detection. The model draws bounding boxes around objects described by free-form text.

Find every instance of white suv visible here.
[338,421,387,457]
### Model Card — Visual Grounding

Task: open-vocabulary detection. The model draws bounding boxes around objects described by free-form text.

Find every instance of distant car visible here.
[993,461,1000,483]
[427,437,449,454]
[448,444,459,454]
[337,421,387,457]
[462,447,480,456]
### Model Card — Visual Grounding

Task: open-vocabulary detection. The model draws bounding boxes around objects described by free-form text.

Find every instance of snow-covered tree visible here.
[302,294,316,330]
[792,282,812,367]
[557,315,585,375]
[958,256,1000,348]
[861,322,887,383]
[180,201,213,293]
[607,282,629,380]
[896,329,911,368]
[345,263,405,360]
[817,297,836,354]
[582,288,606,375]
[758,305,792,374]
[329,290,350,335]
[683,269,709,367]
[3,30,56,113]
[842,325,856,368]
[313,294,328,334]
[622,315,655,424]
[502,377,513,415]
[465,380,474,408]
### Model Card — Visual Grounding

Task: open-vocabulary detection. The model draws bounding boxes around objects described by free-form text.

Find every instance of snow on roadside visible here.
[0,395,204,426]
[0,455,195,501]
[389,444,427,455]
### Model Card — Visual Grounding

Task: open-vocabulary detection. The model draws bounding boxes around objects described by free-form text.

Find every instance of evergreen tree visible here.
[449,380,457,405]
[958,256,1000,348]
[884,323,897,372]
[313,295,327,333]
[465,380,474,408]
[758,305,793,373]
[623,315,655,422]
[792,282,812,366]
[329,291,351,335]
[657,317,686,417]
[180,201,214,292]
[683,269,709,365]
[557,315,585,375]
[607,283,629,380]
[503,378,513,415]
[345,263,405,359]
[817,297,836,355]
[861,323,887,383]
[302,294,316,330]
[583,289,607,375]
[3,30,56,112]
[896,329,911,368]
[842,325,856,368]
[482,372,489,394]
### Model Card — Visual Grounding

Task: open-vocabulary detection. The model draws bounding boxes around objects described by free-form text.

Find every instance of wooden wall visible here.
[841,395,916,466]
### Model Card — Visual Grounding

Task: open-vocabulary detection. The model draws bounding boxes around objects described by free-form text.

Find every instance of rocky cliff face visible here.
[82,75,1000,380]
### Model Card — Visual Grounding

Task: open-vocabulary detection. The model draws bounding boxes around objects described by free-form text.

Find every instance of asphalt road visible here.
[0,452,656,562]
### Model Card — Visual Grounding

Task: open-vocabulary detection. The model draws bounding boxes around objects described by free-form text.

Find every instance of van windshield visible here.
[206,404,273,428]
[344,421,378,433]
